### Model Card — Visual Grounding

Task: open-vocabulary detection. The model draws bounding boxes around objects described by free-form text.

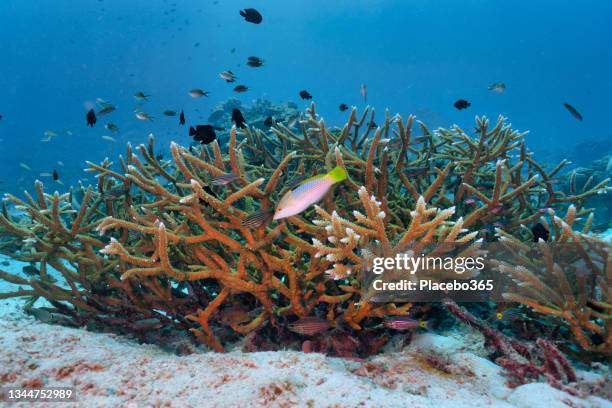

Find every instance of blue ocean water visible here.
[1,0,611,191]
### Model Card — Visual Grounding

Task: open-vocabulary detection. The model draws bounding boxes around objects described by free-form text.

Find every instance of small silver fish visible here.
[135,112,153,121]
[97,104,116,115]
[134,91,151,101]
[488,82,506,93]
[211,173,241,186]
[219,70,237,83]
[189,89,209,98]
[360,83,367,103]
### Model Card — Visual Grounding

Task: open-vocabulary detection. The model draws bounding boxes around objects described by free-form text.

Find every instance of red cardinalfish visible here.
[288,317,332,336]
[383,317,430,331]
[273,166,347,220]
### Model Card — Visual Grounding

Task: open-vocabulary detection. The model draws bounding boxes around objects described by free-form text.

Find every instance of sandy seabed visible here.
[1,255,610,408]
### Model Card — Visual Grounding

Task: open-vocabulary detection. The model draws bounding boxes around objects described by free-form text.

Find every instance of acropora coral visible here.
[0,103,610,370]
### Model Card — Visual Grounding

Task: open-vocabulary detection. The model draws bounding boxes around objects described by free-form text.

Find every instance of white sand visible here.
[1,255,610,408]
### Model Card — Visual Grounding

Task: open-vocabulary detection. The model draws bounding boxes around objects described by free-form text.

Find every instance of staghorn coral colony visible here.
[0,103,610,394]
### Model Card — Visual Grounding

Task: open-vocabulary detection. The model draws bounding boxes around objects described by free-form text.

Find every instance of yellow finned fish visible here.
[273,166,347,220]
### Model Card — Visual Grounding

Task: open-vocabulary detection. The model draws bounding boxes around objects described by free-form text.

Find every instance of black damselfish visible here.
[53,169,59,181]
[86,108,97,127]
[179,110,185,125]
[453,99,471,110]
[563,102,583,121]
[263,116,275,127]
[247,56,264,67]
[232,108,247,129]
[189,125,216,145]
[339,103,349,112]
[531,222,549,242]
[240,8,262,24]
[299,90,312,100]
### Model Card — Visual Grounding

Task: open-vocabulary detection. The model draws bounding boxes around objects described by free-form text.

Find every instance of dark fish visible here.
[288,317,331,336]
[163,110,177,116]
[53,169,59,181]
[263,116,275,127]
[239,8,263,24]
[241,209,274,229]
[179,110,185,125]
[0,114,3,120]
[105,123,119,133]
[531,222,549,242]
[134,91,150,101]
[453,99,471,110]
[246,56,264,67]
[493,308,522,323]
[211,173,241,186]
[233,85,249,93]
[198,185,218,207]
[563,103,583,121]
[339,103,349,112]
[204,186,217,198]
[368,121,377,129]
[231,108,247,129]
[299,90,312,100]
[193,42,200,47]
[22,265,40,276]
[383,317,429,331]
[101,184,129,200]
[189,125,217,145]
[86,108,97,127]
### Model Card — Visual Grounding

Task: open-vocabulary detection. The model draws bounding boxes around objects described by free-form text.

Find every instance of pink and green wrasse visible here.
[273,166,347,220]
